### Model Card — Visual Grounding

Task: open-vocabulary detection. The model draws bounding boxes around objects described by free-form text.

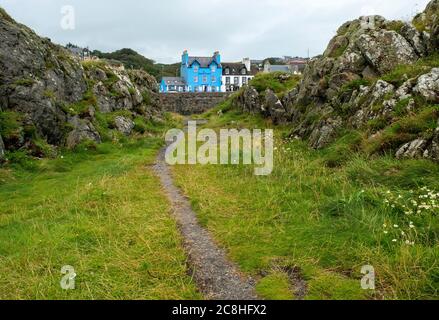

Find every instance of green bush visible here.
[5,150,38,171]
[340,78,372,94]
[364,106,439,154]
[249,72,300,97]
[142,90,152,105]
[133,117,148,134]
[0,111,22,140]
[382,54,439,87]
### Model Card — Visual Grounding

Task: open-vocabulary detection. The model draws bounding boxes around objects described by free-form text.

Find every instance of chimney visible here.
[182,50,189,64]
[243,57,251,72]
[213,51,221,64]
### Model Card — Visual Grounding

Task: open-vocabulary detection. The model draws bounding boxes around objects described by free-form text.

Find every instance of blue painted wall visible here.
[181,51,223,92]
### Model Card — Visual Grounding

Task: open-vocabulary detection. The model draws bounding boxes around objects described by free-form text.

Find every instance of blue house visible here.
[160,50,223,93]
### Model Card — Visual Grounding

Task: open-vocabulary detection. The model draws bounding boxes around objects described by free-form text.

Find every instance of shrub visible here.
[340,78,372,94]
[365,106,439,154]
[133,117,147,134]
[0,111,22,140]
[367,117,388,132]
[142,90,152,105]
[249,72,300,96]
[5,151,38,171]
[382,54,439,87]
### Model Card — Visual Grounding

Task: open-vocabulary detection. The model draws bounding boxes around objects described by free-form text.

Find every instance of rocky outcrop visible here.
[414,68,439,102]
[396,139,428,159]
[0,9,162,157]
[66,117,101,149]
[114,116,135,135]
[413,0,439,52]
[230,0,439,163]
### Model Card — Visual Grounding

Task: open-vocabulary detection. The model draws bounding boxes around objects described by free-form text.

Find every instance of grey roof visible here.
[162,77,186,86]
[268,65,291,72]
[222,63,258,76]
[188,56,221,68]
[222,63,246,75]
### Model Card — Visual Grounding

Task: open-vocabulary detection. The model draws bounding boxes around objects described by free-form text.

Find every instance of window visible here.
[225,68,230,75]
[193,65,199,73]
[194,86,199,92]
[203,75,208,83]
[241,68,246,75]
[226,77,231,85]
[211,76,216,82]
[234,77,239,85]
[211,65,216,72]
[194,76,198,83]
[242,77,247,85]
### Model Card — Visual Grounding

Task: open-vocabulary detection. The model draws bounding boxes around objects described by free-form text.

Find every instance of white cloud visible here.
[0,0,431,63]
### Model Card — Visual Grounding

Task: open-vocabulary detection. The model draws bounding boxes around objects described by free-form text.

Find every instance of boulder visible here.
[66,117,101,149]
[264,89,287,124]
[356,30,419,74]
[414,68,439,103]
[399,23,428,56]
[308,117,343,149]
[396,139,428,159]
[236,86,262,114]
[114,116,135,135]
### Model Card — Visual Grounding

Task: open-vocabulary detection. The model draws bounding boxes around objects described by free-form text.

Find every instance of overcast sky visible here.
[0,0,431,63]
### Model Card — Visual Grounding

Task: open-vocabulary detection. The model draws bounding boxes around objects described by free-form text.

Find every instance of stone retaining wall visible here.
[159,92,230,115]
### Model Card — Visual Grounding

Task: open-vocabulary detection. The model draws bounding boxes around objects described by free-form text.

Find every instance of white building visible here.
[221,58,257,92]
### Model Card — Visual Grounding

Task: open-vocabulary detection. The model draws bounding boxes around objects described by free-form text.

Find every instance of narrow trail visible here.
[153,138,258,300]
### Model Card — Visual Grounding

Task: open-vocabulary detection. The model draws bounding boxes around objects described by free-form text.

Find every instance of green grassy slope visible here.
[172,104,439,300]
[0,137,200,300]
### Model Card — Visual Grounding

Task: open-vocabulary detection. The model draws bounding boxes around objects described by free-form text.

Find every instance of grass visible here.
[171,106,439,300]
[382,54,439,87]
[248,72,301,98]
[0,137,201,299]
[365,105,439,155]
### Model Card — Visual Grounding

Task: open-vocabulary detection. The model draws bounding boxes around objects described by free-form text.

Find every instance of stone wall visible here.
[160,93,231,115]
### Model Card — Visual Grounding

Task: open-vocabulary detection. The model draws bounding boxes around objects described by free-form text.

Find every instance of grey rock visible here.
[414,68,439,103]
[395,78,417,100]
[399,23,428,56]
[396,139,428,159]
[0,134,5,161]
[356,30,419,74]
[264,89,287,124]
[66,117,101,149]
[308,117,343,149]
[114,116,135,135]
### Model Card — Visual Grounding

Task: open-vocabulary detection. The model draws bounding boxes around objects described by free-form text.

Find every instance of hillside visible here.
[92,48,180,80]
[231,1,439,161]
[0,8,163,163]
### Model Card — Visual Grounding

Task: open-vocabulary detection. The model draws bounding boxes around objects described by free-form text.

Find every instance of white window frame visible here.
[194,76,198,83]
